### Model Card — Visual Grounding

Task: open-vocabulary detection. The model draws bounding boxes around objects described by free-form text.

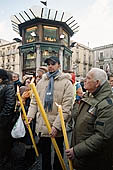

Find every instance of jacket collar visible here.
[42,71,71,81]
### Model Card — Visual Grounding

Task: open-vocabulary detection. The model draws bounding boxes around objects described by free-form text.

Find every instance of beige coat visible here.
[28,72,74,137]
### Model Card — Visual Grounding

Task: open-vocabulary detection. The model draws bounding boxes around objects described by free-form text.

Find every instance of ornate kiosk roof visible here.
[11,5,79,36]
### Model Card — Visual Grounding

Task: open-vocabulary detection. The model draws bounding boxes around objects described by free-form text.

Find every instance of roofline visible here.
[0,41,21,48]
[93,43,113,50]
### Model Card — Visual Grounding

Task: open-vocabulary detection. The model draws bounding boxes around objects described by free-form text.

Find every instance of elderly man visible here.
[27,56,73,170]
[66,68,113,170]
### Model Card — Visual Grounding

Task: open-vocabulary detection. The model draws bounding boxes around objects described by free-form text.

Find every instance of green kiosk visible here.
[11,5,79,75]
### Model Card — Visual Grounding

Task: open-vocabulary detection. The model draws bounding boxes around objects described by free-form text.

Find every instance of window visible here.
[62,30,69,47]
[76,52,80,63]
[12,45,16,54]
[23,53,36,69]
[7,47,10,56]
[41,46,59,65]
[2,49,5,56]
[7,58,10,63]
[100,65,103,69]
[12,55,15,62]
[63,55,70,70]
[100,52,103,57]
[13,65,15,71]
[112,50,113,58]
[63,50,71,70]
[0,51,2,57]
[25,26,38,43]
[99,52,104,60]
[26,53,35,59]
[2,58,4,63]
[43,26,58,42]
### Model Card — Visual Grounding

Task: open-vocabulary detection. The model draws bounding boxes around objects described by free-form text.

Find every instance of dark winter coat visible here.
[0,81,16,154]
[72,81,113,170]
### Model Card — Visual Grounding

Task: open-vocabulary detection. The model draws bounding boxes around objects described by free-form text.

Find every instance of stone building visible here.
[93,44,113,73]
[0,41,21,74]
[71,42,93,78]
[1,39,113,79]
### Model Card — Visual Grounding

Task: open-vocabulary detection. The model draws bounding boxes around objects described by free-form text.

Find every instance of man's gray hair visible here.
[89,68,107,86]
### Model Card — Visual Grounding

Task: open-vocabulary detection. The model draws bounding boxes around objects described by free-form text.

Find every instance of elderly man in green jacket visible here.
[66,68,113,170]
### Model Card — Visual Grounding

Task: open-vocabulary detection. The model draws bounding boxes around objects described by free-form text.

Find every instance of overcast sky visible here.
[0,0,113,48]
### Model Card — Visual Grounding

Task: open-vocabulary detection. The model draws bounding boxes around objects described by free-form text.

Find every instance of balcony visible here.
[6,51,11,56]
[12,49,17,54]
[2,52,5,57]
[75,58,80,63]
[99,57,104,61]
[6,63,10,66]
[89,63,92,66]
[1,64,4,67]
[83,60,88,65]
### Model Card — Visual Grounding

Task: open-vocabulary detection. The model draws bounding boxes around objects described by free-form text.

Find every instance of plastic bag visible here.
[11,113,26,138]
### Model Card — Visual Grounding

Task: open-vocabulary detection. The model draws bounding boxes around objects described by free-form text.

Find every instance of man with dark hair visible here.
[12,72,22,93]
[27,56,74,170]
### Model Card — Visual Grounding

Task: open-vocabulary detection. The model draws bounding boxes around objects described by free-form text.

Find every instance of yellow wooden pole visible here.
[17,86,39,157]
[56,103,73,170]
[30,82,66,170]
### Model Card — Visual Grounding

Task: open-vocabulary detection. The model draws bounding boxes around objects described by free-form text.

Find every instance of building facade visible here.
[1,40,113,78]
[93,44,113,73]
[0,41,21,75]
[71,42,94,78]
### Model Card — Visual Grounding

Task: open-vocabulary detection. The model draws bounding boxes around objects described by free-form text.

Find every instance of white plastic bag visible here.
[11,112,26,138]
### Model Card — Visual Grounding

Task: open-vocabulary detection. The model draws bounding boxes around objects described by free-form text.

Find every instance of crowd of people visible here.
[0,56,113,170]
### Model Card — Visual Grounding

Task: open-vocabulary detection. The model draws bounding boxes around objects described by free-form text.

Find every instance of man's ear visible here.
[96,80,100,88]
[58,64,61,69]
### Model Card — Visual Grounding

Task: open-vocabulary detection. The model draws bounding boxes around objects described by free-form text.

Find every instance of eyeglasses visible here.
[47,62,56,66]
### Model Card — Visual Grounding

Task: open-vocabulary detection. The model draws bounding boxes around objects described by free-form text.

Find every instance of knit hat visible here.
[37,66,48,73]
[0,69,9,80]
